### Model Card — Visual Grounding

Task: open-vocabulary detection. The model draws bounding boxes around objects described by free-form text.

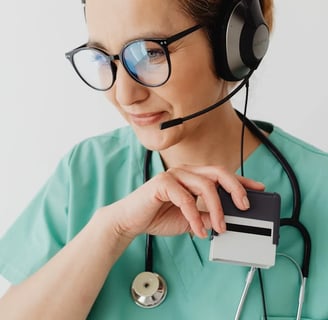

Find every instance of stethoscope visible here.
[130,111,312,319]
[130,149,167,308]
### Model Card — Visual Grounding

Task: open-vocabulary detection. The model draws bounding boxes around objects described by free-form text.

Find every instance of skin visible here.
[87,0,262,170]
[0,0,265,318]
[86,0,265,234]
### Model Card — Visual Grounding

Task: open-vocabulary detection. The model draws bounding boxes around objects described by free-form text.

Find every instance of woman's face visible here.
[86,0,223,151]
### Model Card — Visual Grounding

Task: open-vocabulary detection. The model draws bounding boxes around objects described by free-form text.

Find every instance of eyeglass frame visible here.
[65,24,202,91]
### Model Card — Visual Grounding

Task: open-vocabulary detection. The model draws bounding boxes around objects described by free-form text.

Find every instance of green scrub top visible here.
[1,122,328,319]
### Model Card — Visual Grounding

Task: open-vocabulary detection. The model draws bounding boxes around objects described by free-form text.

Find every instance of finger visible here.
[177,165,265,211]
[236,175,265,190]
[154,172,207,238]
[164,169,226,234]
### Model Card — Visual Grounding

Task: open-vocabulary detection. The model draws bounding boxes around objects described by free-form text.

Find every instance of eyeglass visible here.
[65,24,202,91]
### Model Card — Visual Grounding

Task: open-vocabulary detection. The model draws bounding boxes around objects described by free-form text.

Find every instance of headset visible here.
[207,0,269,81]
[160,0,270,129]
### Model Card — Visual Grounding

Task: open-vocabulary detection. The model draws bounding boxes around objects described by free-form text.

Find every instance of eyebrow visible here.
[87,30,175,51]
[87,40,106,50]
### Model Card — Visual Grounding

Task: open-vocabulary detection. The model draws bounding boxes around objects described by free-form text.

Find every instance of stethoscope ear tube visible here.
[234,266,257,320]
[234,111,311,320]
[235,111,311,279]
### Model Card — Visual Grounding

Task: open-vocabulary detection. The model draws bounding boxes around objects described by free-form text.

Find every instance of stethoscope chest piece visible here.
[131,271,167,308]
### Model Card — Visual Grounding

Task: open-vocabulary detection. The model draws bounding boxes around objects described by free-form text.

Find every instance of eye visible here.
[144,47,166,64]
[91,51,108,64]
[123,41,167,69]
[147,48,165,59]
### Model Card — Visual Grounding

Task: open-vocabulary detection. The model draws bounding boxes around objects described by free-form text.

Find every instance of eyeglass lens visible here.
[72,40,170,90]
[73,48,114,90]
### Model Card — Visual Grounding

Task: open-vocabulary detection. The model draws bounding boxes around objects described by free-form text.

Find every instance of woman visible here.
[1,0,328,319]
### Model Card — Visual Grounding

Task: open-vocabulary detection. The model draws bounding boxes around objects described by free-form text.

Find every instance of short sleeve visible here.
[0,127,145,288]
[0,153,71,284]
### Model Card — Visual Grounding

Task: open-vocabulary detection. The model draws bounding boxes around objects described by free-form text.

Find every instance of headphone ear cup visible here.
[211,0,269,81]
[239,0,270,69]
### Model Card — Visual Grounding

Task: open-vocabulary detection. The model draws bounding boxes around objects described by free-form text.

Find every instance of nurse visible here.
[1,0,328,319]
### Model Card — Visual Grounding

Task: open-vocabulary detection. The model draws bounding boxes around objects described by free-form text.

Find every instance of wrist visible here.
[92,202,135,252]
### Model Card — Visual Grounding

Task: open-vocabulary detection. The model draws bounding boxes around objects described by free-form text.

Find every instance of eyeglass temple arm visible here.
[81,0,86,20]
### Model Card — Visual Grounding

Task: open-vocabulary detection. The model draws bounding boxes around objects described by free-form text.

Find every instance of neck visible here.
[159,106,261,172]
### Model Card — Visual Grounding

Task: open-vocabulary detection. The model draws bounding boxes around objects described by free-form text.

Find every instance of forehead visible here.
[85,0,193,48]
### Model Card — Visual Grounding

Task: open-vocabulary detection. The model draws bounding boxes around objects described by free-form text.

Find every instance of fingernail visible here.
[243,196,250,209]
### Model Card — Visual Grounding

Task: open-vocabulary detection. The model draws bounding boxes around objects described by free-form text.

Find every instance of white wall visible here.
[0,1,327,296]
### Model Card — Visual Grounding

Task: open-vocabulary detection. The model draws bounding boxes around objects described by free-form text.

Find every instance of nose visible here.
[113,62,149,106]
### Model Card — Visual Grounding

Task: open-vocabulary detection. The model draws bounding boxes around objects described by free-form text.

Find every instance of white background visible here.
[0,1,327,296]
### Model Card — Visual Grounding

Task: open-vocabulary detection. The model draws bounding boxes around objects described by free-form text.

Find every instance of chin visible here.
[131,115,190,150]
[139,138,171,152]
[134,128,177,152]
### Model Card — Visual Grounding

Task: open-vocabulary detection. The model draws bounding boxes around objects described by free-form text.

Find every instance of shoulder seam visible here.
[274,129,328,158]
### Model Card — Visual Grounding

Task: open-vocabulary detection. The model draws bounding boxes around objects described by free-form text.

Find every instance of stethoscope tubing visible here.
[235,112,311,319]
[234,266,257,320]
[237,112,311,278]
[143,150,154,273]
[142,112,311,318]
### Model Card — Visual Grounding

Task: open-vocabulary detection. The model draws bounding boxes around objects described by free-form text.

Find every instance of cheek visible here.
[166,54,221,110]
[103,91,127,118]
[104,91,116,108]
[171,41,219,89]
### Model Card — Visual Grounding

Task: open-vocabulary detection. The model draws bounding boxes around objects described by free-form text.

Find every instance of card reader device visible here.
[209,188,281,268]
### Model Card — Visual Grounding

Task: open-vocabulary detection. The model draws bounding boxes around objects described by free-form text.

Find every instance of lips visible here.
[128,112,165,126]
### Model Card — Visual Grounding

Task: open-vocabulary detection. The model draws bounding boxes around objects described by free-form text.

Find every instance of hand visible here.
[108,165,265,239]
